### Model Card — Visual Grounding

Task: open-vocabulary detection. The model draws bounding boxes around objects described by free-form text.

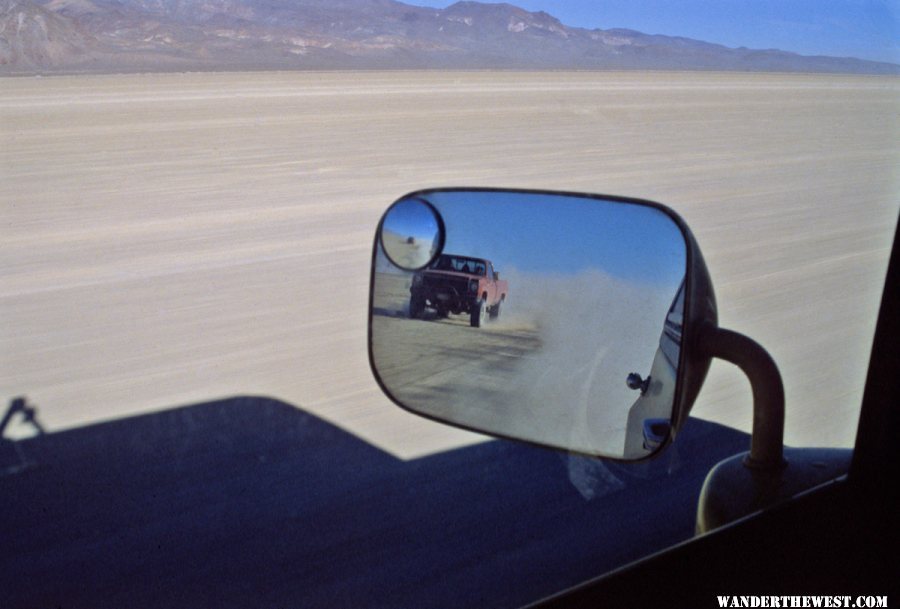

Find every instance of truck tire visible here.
[409,294,425,319]
[470,299,486,328]
[488,301,501,320]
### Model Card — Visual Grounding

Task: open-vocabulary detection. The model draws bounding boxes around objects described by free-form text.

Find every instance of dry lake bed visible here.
[2,70,898,458]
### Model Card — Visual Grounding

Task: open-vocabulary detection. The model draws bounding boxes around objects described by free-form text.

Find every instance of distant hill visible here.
[0,0,97,70]
[2,0,898,74]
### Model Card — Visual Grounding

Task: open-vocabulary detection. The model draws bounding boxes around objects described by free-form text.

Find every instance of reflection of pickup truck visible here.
[409,254,508,327]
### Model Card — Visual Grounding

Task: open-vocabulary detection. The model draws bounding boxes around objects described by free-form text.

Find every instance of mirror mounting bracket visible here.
[697,324,786,472]
[693,318,852,536]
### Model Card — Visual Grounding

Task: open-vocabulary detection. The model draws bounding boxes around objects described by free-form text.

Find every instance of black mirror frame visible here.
[671,220,718,439]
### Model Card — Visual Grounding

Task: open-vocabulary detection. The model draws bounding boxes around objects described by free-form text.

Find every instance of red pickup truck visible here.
[409,254,508,327]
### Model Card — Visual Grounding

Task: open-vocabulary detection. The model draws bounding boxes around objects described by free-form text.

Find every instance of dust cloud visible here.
[448,268,676,457]
[371,265,677,458]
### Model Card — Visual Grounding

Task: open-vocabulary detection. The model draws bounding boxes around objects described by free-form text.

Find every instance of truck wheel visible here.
[409,295,425,319]
[470,299,486,328]
[488,301,501,320]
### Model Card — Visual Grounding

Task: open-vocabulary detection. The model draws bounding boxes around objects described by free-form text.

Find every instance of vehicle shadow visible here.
[372,306,447,322]
[1,396,750,609]
[371,305,407,318]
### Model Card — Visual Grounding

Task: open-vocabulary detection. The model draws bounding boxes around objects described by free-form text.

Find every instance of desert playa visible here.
[2,70,898,457]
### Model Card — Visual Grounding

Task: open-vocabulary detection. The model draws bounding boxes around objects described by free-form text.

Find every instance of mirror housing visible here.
[369,188,717,459]
[672,215,718,440]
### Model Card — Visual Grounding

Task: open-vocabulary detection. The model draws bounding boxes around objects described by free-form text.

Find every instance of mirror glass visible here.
[370,189,687,459]
[379,197,444,271]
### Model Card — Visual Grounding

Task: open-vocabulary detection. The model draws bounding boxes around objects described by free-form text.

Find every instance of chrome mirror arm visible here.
[697,324,786,471]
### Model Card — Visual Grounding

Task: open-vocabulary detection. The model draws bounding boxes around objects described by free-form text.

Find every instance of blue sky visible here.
[420,190,687,289]
[411,0,900,64]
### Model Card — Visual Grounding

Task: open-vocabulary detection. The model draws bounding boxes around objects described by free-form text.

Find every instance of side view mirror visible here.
[369,188,849,532]
[369,188,717,460]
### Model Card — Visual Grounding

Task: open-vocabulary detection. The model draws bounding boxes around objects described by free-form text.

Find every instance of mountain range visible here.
[2,0,898,75]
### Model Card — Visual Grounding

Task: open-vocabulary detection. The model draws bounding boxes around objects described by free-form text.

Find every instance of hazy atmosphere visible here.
[413,0,900,63]
[2,0,898,74]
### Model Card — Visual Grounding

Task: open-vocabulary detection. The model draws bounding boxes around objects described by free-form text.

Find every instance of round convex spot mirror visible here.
[378,197,445,271]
